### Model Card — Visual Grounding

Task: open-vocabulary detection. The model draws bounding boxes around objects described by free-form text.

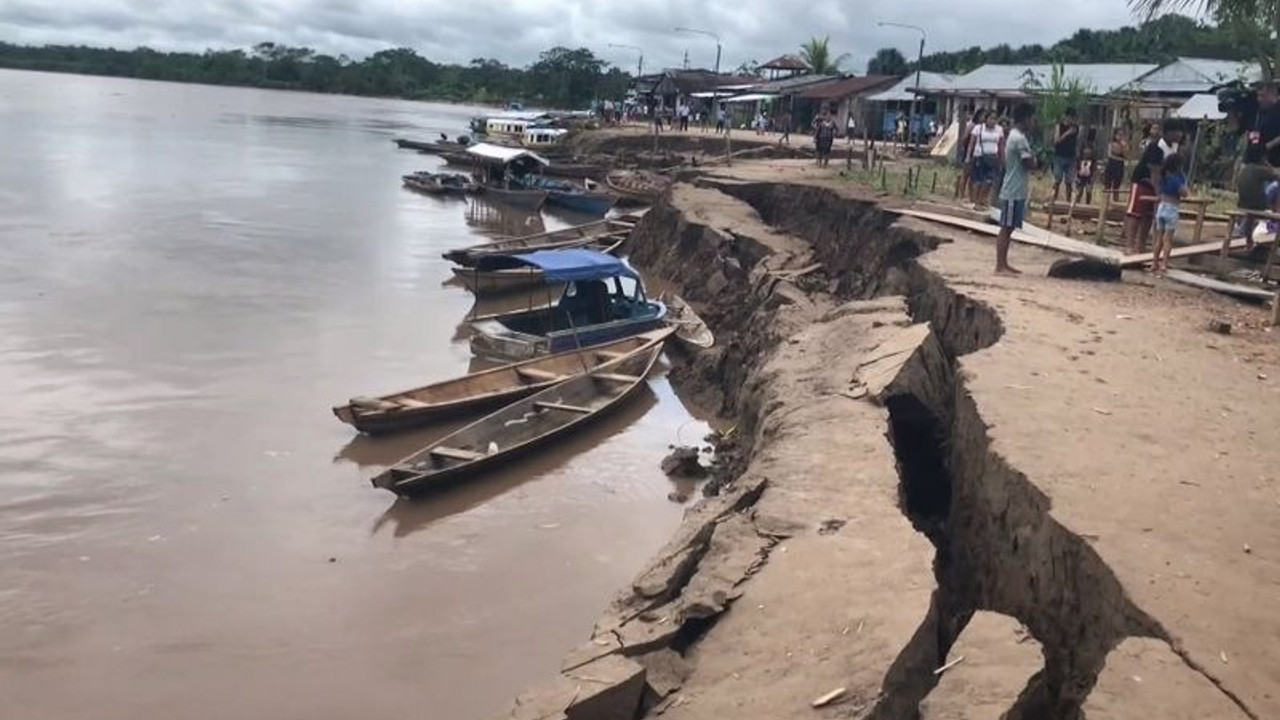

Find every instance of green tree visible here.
[799,36,850,74]
[867,47,908,75]
[1128,0,1280,78]
[1022,64,1094,154]
[528,47,609,106]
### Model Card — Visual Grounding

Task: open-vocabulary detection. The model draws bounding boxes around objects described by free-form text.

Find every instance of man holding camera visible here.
[1236,81,1280,248]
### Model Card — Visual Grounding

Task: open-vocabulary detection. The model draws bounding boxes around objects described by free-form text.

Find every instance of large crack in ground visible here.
[495,178,1257,720]
[659,180,1255,720]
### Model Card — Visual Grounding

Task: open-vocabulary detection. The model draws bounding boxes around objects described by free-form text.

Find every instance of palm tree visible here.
[799,36,851,75]
[1128,0,1279,78]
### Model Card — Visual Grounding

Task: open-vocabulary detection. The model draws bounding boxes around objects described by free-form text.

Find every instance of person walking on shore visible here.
[995,103,1037,274]
[813,110,837,167]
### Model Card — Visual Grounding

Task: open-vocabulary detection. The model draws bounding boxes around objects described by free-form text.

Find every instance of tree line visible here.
[867,15,1255,76]
[0,42,630,108]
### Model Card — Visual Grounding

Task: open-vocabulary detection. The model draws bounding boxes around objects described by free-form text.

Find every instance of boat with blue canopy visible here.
[468,248,666,360]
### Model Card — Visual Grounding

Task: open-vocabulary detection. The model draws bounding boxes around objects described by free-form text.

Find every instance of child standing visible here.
[1075,146,1096,205]
[1152,153,1189,274]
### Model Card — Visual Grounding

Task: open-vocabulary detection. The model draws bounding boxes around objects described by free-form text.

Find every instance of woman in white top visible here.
[966,111,1006,210]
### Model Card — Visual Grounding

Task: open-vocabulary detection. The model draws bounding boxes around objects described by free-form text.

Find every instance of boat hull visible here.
[451,266,545,294]
[469,304,668,361]
[333,329,673,435]
[371,343,665,495]
[546,190,616,216]
[482,185,547,211]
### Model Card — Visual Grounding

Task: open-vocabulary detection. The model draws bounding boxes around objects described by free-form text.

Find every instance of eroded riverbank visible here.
[488,167,1280,720]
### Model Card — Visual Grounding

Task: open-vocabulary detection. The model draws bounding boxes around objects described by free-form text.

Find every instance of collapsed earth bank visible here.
[489,180,1255,720]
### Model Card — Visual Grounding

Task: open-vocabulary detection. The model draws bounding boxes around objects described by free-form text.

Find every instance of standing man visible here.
[1051,108,1079,202]
[779,110,793,144]
[813,110,837,167]
[1236,81,1280,247]
[715,105,727,134]
[995,103,1038,275]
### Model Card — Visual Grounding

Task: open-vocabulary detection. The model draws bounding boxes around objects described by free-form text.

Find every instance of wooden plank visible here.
[1162,269,1275,302]
[431,446,486,461]
[591,372,641,384]
[534,401,593,414]
[594,350,625,361]
[891,208,1121,262]
[1120,235,1276,268]
[395,398,430,409]
[515,367,568,382]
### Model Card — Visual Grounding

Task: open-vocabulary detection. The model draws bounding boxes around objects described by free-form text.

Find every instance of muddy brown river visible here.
[0,70,705,720]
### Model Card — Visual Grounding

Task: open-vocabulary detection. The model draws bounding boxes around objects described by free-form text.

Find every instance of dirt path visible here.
[483,160,1279,720]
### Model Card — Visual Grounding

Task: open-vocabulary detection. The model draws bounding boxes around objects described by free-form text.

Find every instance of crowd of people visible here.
[953,103,1211,273]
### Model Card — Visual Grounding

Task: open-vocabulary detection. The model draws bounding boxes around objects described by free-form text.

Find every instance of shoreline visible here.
[485,150,1280,720]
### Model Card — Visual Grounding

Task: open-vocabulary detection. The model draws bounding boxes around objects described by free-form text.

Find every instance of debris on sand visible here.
[661,446,707,478]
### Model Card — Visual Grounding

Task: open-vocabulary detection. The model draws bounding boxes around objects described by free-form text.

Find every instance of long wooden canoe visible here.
[334,327,673,435]
[663,294,714,349]
[443,216,638,266]
[371,339,666,495]
[450,237,626,295]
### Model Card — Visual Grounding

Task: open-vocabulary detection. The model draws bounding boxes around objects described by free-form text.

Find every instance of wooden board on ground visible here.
[1119,234,1275,268]
[1161,269,1275,302]
[890,208,1121,262]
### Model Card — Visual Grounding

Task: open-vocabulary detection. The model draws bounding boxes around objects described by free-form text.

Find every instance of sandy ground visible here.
[489,157,1280,720]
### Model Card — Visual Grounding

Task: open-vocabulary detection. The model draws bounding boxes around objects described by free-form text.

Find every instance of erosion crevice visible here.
[504,179,1254,720]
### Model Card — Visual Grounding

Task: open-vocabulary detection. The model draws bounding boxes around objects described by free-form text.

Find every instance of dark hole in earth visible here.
[885,393,953,540]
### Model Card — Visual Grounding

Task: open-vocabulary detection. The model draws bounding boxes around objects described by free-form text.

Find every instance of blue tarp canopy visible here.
[474,248,638,282]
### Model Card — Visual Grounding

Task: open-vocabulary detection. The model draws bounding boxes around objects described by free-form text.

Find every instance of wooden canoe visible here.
[450,237,626,295]
[663,294,714,349]
[605,170,672,205]
[334,327,673,435]
[443,216,638,266]
[371,338,667,495]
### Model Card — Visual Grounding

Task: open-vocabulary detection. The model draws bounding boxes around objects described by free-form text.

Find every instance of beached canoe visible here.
[663,294,714,349]
[370,339,666,495]
[402,172,478,196]
[334,327,673,435]
[443,216,637,267]
[605,170,672,206]
[451,237,625,295]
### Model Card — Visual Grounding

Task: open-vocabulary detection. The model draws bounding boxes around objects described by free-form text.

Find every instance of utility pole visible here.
[878,22,927,152]
[675,26,724,156]
[607,43,644,77]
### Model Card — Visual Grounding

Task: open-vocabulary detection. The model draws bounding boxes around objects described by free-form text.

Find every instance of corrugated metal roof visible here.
[799,75,898,99]
[465,143,550,166]
[761,54,808,70]
[749,73,841,94]
[866,72,957,102]
[1173,93,1226,120]
[946,63,1157,95]
[1138,57,1261,93]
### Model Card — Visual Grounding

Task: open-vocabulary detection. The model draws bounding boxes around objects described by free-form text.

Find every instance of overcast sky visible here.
[1,0,1145,73]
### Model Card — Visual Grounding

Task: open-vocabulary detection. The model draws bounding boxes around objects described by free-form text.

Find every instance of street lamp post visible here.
[878,22,927,151]
[608,43,644,77]
[675,26,724,155]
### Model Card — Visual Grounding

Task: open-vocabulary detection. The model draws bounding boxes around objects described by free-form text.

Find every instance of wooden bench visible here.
[515,367,568,382]
[534,401,593,414]
[430,446,486,462]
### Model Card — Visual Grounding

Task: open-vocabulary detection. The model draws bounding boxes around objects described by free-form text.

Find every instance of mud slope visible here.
[486,180,1263,720]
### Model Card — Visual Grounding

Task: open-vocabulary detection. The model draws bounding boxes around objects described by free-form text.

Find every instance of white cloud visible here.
[0,0,1143,73]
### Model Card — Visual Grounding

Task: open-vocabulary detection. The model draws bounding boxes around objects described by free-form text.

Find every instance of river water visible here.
[0,70,702,720]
